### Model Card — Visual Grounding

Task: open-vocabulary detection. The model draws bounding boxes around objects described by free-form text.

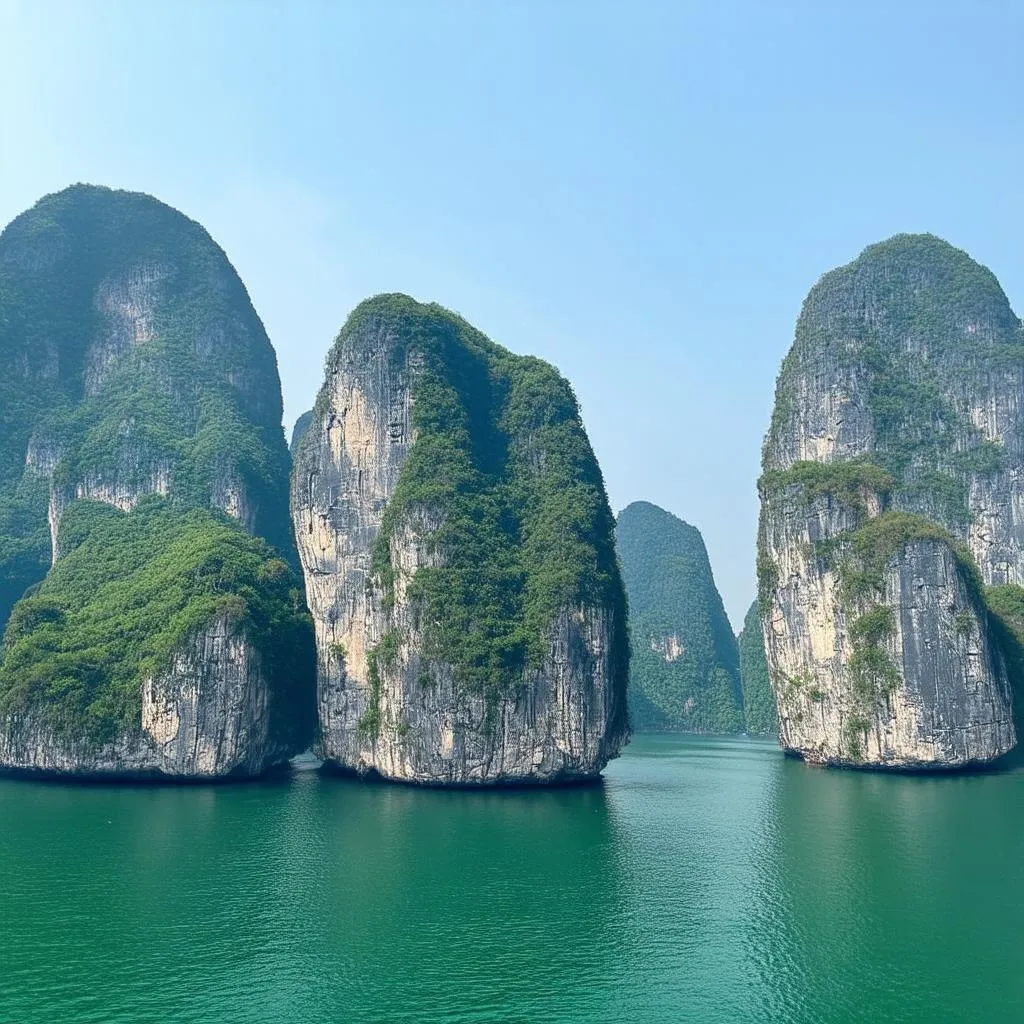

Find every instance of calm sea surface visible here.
[1,735,1021,1024]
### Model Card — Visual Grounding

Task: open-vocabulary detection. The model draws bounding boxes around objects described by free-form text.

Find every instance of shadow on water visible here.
[287,772,630,1023]
[0,758,302,787]
[781,746,1024,777]
[316,757,607,789]
[0,763,630,1024]
[745,756,1024,1024]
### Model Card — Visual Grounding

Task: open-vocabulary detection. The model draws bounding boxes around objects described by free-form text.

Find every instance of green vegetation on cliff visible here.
[300,294,628,724]
[0,498,315,746]
[615,501,743,733]
[0,185,310,750]
[737,601,776,736]
[806,510,984,608]
[0,184,294,634]
[290,411,313,452]
[759,459,895,510]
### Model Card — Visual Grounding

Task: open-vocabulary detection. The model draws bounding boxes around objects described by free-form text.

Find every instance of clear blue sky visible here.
[2,1,1022,626]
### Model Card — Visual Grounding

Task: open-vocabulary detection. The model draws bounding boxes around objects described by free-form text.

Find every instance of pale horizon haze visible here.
[2,0,1022,626]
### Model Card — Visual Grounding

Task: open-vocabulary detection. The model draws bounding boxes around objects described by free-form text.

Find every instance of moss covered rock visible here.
[0,185,313,776]
[292,294,629,784]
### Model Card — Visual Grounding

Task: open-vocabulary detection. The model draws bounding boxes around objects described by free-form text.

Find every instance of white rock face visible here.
[759,235,1021,769]
[85,262,169,394]
[291,303,627,785]
[762,492,1016,767]
[40,257,263,559]
[965,380,1024,585]
[0,613,290,778]
[649,635,684,662]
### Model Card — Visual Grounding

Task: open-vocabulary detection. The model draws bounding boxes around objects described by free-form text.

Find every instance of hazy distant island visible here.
[290,410,313,453]
[758,234,1024,769]
[615,501,747,733]
[738,601,777,737]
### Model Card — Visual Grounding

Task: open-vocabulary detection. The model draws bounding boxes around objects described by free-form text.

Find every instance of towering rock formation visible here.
[292,294,629,784]
[0,185,314,777]
[615,501,744,732]
[737,600,777,736]
[759,234,1021,768]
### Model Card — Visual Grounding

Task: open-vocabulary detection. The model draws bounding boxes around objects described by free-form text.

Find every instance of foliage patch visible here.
[0,498,315,747]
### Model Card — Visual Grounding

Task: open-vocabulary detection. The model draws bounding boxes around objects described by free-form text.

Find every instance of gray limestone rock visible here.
[291,295,628,785]
[0,613,291,778]
[759,235,1021,768]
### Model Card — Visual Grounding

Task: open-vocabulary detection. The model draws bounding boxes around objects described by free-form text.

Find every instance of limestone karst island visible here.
[4,9,1024,1017]
[291,294,629,784]
[1,195,1023,783]
[759,235,1024,769]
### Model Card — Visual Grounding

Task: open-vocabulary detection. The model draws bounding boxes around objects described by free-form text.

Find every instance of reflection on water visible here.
[606,736,780,1022]
[0,766,629,1024]
[746,759,1024,1024]
[300,779,628,1023]
[1,737,1021,1024]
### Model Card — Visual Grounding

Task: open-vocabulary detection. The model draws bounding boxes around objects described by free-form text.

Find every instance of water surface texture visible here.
[2,736,1021,1023]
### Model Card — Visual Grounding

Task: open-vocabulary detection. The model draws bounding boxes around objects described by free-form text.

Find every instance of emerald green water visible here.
[1,735,1021,1023]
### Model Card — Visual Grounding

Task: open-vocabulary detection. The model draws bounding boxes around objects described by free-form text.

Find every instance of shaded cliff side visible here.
[0,185,313,776]
[737,600,777,736]
[291,294,629,784]
[615,501,743,733]
[758,234,1021,768]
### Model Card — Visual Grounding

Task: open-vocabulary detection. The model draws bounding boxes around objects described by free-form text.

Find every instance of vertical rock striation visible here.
[615,501,744,732]
[759,234,1021,768]
[292,294,629,784]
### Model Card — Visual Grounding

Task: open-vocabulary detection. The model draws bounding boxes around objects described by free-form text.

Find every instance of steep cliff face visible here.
[0,611,294,778]
[0,183,294,616]
[0,186,313,777]
[292,294,628,784]
[737,601,777,736]
[759,234,1021,767]
[615,501,744,732]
